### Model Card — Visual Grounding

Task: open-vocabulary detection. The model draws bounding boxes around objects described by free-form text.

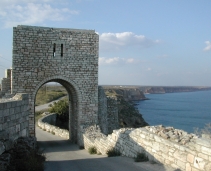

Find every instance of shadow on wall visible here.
[112,130,182,171]
[83,126,183,171]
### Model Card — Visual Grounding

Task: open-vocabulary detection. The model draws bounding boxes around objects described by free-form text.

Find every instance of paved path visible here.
[36,127,178,171]
[35,96,67,112]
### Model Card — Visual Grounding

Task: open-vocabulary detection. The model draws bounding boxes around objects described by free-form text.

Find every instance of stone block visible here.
[194,157,206,170]
[198,153,208,160]
[0,131,8,140]
[186,163,192,171]
[201,146,211,155]
[177,160,186,169]
[205,163,211,171]
[187,153,195,163]
[173,150,187,161]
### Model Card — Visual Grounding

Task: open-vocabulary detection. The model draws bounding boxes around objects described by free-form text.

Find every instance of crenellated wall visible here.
[84,125,211,171]
[0,93,29,155]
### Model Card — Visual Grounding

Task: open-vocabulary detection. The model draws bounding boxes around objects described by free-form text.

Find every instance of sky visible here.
[0,0,211,86]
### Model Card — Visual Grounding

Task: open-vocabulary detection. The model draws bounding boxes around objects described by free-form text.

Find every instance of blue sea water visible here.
[137,90,211,133]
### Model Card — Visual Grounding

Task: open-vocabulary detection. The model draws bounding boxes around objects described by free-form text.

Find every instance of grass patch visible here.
[134,152,149,162]
[88,147,97,154]
[106,148,121,157]
[35,85,67,106]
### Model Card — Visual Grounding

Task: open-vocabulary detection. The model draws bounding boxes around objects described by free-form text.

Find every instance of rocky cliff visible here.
[102,87,149,128]
[140,86,211,94]
[103,87,147,101]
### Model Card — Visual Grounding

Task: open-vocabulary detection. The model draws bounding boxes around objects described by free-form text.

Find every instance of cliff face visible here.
[103,88,147,101]
[141,86,211,94]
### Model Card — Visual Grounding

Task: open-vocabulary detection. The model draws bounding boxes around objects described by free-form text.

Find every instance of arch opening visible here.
[33,78,79,144]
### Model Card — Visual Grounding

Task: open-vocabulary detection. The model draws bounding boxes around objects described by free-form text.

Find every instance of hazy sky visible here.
[0,0,211,86]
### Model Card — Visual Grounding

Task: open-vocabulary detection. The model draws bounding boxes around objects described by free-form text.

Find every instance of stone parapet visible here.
[84,125,211,171]
[0,93,29,155]
[38,113,69,139]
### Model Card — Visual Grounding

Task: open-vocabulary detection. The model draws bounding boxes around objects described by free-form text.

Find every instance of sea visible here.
[137,90,211,133]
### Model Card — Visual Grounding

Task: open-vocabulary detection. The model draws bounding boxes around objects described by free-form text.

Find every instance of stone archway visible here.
[33,76,81,143]
[11,25,99,146]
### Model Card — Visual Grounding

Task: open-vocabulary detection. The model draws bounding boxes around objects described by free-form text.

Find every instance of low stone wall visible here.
[84,125,211,171]
[0,93,29,155]
[38,113,69,139]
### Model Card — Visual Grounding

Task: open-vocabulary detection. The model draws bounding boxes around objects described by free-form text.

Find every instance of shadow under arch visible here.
[32,75,82,144]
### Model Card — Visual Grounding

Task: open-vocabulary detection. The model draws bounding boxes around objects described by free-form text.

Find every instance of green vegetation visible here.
[134,152,149,162]
[35,85,67,106]
[48,98,68,115]
[88,146,97,154]
[106,148,121,157]
[48,97,69,130]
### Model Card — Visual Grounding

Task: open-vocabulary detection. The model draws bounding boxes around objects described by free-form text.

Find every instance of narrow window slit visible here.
[61,44,63,57]
[53,43,56,57]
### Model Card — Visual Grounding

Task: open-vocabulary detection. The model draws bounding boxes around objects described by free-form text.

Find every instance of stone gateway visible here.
[12,25,99,145]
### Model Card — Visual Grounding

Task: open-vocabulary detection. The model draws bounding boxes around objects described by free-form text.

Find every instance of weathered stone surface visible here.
[187,153,195,163]
[2,25,100,146]
[194,157,206,170]
[84,125,211,171]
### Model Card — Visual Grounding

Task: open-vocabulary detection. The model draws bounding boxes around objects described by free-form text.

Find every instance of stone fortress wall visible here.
[84,125,211,171]
[0,93,29,155]
[11,25,99,145]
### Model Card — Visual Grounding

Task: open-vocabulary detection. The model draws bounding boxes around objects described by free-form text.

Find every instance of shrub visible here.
[194,122,211,139]
[7,137,46,171]
[134,152,149,162]
[48,99,68,115]
[13,148,46,171]
[88,146,97,154]
[106,148,121,157]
